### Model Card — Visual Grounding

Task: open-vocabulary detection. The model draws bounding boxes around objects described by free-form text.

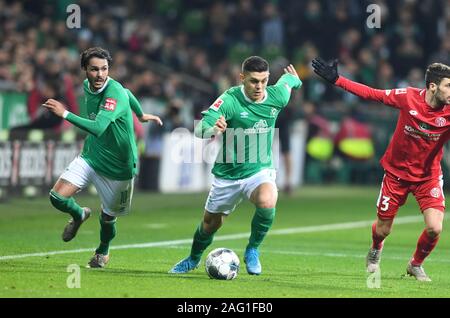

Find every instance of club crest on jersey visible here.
[430,187,441,198]
[435,117,446,127]
[102,98,117,111]
[409,110,418,116]
[271,108,277,117]
[210,99,223,111]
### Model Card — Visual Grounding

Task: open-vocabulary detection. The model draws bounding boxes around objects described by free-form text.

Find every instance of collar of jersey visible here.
[88,77,110,95]
[240,86,268,104]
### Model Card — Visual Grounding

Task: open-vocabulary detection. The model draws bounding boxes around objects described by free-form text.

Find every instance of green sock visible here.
[49,190,84,221]
[95,214,116,255]
[190,222,215,261]
[247,207,276,250]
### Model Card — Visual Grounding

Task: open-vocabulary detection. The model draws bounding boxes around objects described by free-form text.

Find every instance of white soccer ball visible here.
[205,248,240,280]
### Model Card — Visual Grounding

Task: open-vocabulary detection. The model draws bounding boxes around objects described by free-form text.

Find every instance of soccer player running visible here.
[169,56,302,275]
[312,57,450,281]
[43,47,162,268]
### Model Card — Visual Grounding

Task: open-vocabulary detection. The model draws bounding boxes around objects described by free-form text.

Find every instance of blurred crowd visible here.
[0,0,449,184]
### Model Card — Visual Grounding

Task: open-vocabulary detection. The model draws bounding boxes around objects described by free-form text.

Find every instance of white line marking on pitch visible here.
[0,215,428,261]
[166,245,450,264]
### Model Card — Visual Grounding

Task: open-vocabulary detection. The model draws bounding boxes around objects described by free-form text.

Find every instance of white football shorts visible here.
[205,168,277,214]
[59,156,134,217]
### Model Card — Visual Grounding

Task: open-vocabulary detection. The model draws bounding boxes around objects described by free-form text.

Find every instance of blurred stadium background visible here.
[0,0,449,198]
[1,0,450,298]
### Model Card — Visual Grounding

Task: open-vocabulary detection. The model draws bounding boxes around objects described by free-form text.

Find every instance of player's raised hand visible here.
[42,99,67,118]
[139,113,163,126]
[311,57,339,84]
[284,64,299,79]
[213,115,227,135]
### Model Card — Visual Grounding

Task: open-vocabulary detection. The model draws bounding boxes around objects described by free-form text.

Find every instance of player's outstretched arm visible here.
[274,64,302,105]
[125,89,162,125]
[126,89,143,116]
[42,98,67,118]
[213,116,227,135]
[43,98,110,137]
[284,64,300,79]
[138,113,163,126]
[194,116,226,139]
[312,57,387,103]
[311,57,339,84]
[276,64,302,89]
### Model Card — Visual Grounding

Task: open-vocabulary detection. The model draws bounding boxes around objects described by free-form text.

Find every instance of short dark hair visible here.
[242,56,269,73]
[425,63,450,88]
[80,47,112,69]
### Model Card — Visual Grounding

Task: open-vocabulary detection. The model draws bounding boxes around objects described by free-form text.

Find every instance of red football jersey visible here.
[336,76,450,181]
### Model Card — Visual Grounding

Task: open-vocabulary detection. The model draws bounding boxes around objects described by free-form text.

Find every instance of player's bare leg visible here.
[49,179,91,242]
[366,217,393,273]
[406,208,443,281]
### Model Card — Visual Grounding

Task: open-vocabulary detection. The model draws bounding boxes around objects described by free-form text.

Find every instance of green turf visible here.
[1,186,449,298]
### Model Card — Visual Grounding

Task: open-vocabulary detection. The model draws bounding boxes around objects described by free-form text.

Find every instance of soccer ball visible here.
[205,248,240,280]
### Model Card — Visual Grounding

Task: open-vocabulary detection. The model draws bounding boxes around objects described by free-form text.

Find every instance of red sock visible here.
[411,230,440,266]
[371,222,385,250]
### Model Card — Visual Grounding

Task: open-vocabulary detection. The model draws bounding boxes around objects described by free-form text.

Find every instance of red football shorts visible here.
[376,171,445,219]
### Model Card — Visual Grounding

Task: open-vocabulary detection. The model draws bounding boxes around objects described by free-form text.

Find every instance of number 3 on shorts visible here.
[378,195,390,211]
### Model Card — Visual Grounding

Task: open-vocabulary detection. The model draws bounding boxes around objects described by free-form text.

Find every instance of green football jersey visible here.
[79,78,137,180]
[199,73,302,179]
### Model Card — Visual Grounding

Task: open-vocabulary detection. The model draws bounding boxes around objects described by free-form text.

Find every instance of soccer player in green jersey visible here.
[169,56,302,275]
[43,47,162,268]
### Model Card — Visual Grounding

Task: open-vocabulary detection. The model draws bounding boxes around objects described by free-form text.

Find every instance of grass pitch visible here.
[1,186,450,298]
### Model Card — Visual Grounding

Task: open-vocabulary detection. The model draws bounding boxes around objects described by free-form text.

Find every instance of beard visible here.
[88,77,105,91]
[432,88,447,107]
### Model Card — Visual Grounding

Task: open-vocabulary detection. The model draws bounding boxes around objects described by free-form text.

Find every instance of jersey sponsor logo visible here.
[210,98,224,111]
[435,117,446,127]
[102,98,117,111]
[430,187,441,198]
[394,88,407,95]
[419,122,430,131]
[244,119,270,134]
[409,110,418,116]
[404,125,441,141]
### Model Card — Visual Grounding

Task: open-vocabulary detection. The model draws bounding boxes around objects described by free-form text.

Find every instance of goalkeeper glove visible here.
[311,57,339,84]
